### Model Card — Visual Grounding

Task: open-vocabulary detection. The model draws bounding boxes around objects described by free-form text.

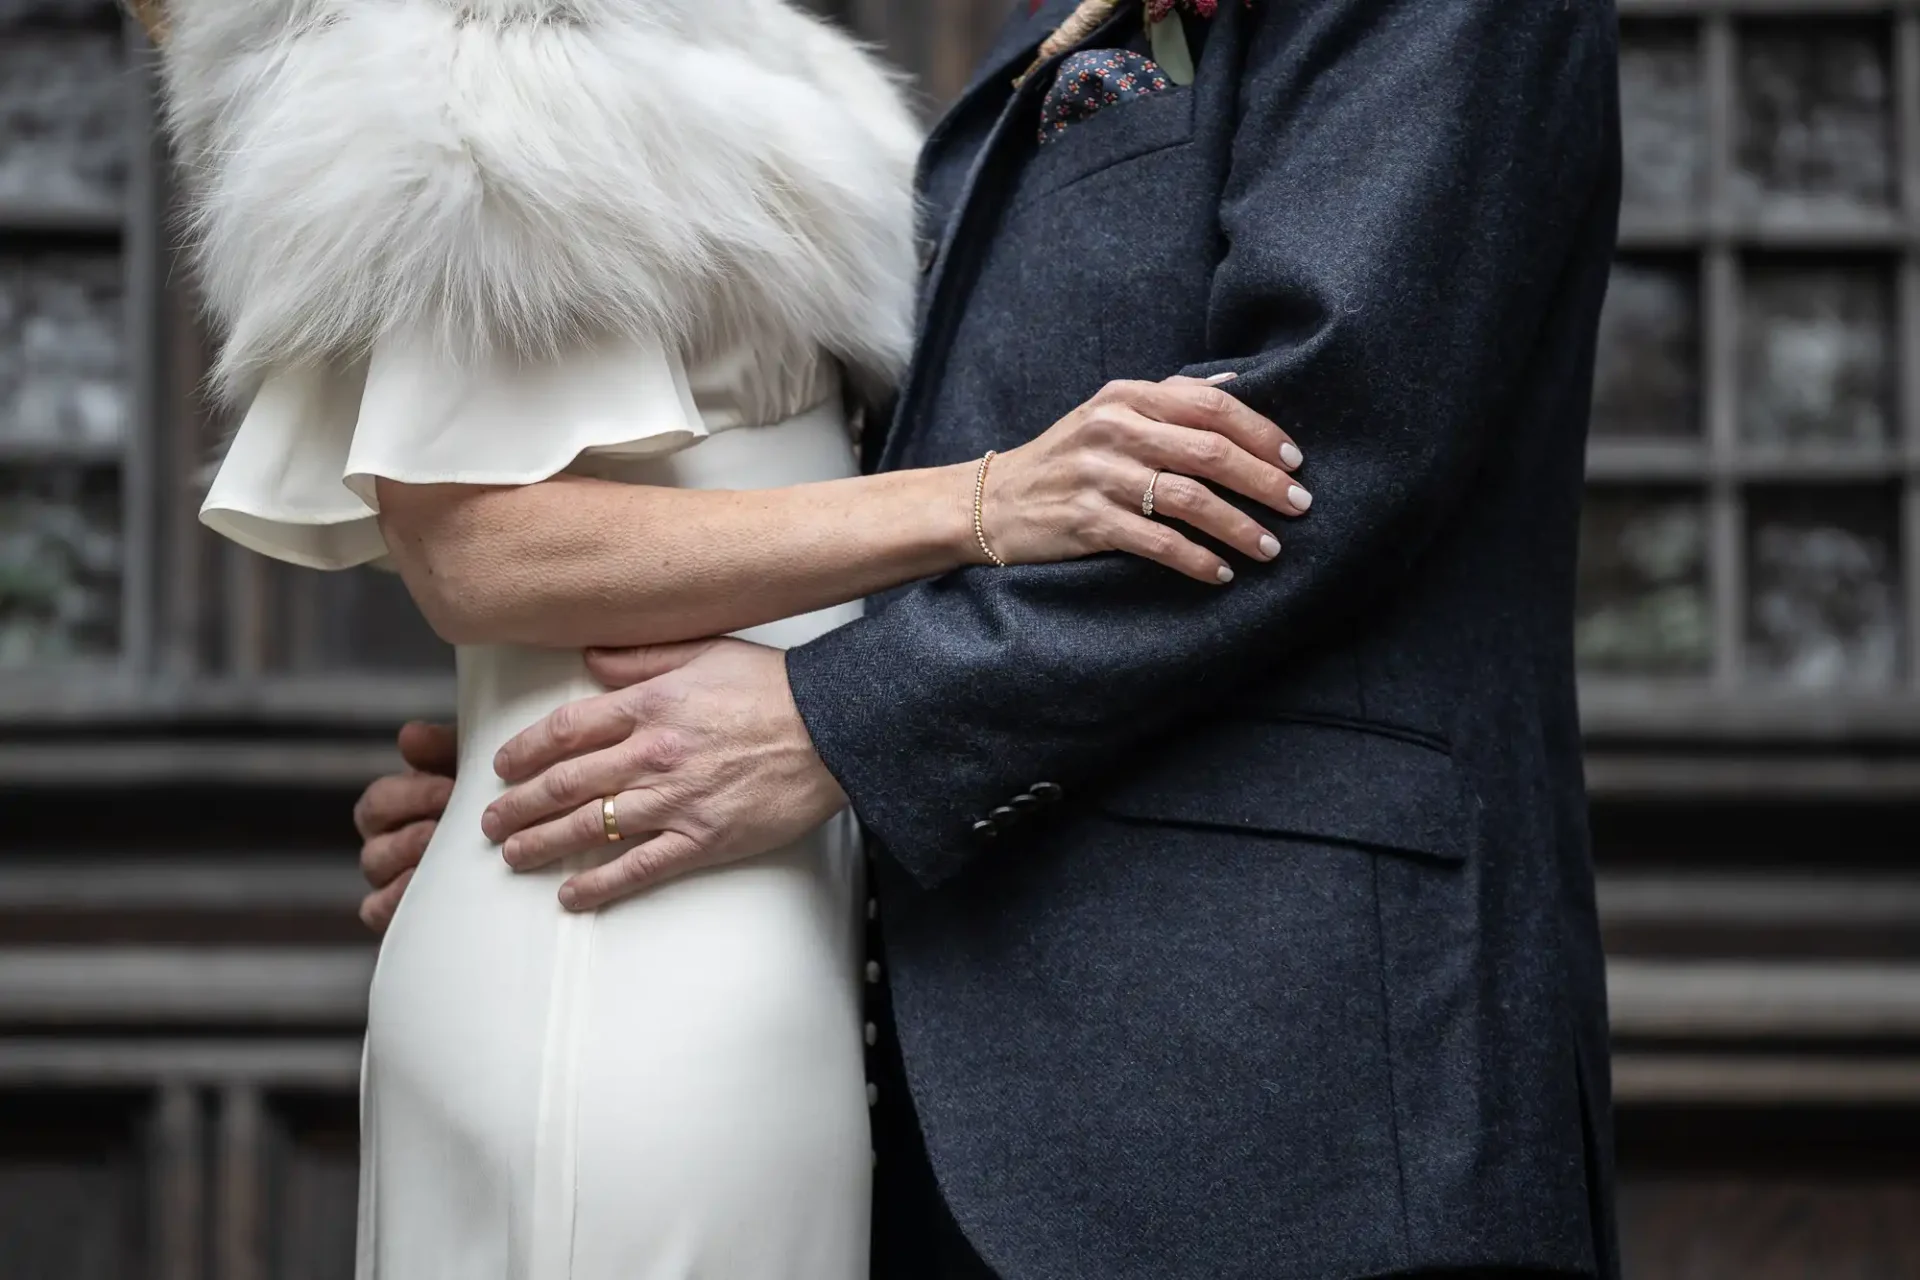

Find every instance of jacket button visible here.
[989,805,1019,826]
[1009,792,1042,812]
[971,819,999,842]
[1030,782,1063,802]
[865,1022,878,1047]
[918,240,937,274]
[866,960,882,984]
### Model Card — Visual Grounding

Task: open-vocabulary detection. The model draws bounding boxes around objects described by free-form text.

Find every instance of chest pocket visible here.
[1008,81,1196,217]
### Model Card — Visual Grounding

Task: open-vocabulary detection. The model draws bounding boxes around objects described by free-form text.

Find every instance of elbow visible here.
[388,538,505,646]
[373,480,526,646]
[409,574,496,647]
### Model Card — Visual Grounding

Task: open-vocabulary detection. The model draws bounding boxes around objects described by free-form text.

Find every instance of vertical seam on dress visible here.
[566,913,597,1272]
[1371,852,1413,1264]
[532,862,598,1279]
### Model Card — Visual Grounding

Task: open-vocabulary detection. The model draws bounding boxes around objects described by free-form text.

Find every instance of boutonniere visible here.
[1019,0,1244,89]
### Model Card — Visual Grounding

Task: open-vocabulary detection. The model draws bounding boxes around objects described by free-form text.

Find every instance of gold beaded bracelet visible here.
[972,450,1007,568]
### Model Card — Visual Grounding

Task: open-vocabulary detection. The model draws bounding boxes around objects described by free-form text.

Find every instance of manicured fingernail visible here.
[1205,371,1238,384]
[1280,442,1304,469]
[1216,565,1235,584]
[1259,534,1281,559]
[1288,485,1312,511]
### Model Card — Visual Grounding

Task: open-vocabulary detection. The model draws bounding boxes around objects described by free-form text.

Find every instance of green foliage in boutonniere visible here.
[1146,2,1201,85]
[1146,0,1252,84]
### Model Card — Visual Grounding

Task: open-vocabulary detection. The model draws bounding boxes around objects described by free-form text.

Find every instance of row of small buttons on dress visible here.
[970,781,1064,843]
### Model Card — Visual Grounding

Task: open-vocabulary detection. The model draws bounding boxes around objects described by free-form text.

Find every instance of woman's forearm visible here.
[377,376,1314,649]
[376,464,981,648]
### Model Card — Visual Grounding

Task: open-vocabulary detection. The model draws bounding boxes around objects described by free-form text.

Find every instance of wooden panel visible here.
[1621,1109,1920,1279]
[271,1095,360,1280]
[1625,1180,1920,1278]
[216,1085,266,1280]
[0,947,374,1025]
[151,1081,205,1280]
[0,1091,144,1280]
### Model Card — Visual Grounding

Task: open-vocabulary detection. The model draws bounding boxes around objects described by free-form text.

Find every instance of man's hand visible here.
[483,638,848,912]
[352,721,457,932]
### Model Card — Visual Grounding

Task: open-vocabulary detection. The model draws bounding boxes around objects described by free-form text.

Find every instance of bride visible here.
[144,1,1307,1275]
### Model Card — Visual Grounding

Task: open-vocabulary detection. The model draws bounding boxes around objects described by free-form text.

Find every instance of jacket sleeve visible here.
[786,0,1615,886]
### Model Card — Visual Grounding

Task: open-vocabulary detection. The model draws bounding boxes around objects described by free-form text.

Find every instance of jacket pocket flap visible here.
[1096,717,1472,864]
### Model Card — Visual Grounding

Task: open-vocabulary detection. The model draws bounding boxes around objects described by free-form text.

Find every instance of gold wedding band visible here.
[1142,470,1163,518]
[601,796,622,844]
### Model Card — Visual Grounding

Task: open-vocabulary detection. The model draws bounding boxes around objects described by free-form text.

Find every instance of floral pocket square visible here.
[1038,50,1172,145]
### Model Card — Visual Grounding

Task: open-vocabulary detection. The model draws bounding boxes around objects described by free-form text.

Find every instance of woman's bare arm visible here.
[374,376,1314,649]
[377,465,975,648]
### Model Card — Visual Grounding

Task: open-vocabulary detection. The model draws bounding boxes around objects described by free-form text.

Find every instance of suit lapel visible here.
[877,0,1133,473]
[913,0,1077,190]
[958,0,1083,115]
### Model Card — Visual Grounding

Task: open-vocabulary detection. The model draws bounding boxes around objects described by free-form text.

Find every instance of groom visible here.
[353,0,1621,1276]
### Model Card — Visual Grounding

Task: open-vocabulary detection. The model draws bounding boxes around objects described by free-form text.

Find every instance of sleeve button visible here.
[1030,782,1063,802]
[1009,793,1042,812]
[971,819,999,842]
[989,806,1019,826]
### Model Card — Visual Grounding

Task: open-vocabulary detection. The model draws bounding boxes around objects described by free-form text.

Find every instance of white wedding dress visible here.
[201,331,873,1279]
[163,1,920,1271]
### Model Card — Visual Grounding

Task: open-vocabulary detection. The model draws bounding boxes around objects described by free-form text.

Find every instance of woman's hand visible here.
[982,374,1310,584]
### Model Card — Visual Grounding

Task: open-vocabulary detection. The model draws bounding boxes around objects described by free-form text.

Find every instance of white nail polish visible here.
[1205,371,1238,384]
[1216,565,1235,584]
[1288,485,1312,511]
[1259,534,1281,559]
[1280,442,1304,469]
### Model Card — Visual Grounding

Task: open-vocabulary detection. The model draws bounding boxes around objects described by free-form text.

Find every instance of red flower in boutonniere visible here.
[1146,0,1219,20]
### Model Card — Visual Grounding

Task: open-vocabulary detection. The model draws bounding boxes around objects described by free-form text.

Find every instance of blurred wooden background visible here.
[2,1,1919,1276]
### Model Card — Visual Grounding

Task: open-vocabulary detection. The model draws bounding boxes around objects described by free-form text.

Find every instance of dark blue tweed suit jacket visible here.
[787,1,1622,1276]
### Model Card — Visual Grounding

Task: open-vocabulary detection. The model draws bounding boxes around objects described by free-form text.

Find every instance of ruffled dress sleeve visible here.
[200,331,708,571]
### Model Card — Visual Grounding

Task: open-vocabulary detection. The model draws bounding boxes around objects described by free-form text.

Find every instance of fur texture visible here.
[157,0,924,400]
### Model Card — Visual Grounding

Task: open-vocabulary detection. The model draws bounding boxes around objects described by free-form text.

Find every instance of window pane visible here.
[1620,23,1703,213]
[1738,259,1892,448]
[1593,258,1699,439]
[1577,489,1712,675]
[1735,22,1893,216]
[0,251,125,449]
[0,26,126,213]
[1746,485,1901,686]
[0,463,119,664]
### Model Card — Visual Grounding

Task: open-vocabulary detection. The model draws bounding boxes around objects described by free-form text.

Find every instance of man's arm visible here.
[352,722,456,930]
[787,0,1615,886]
